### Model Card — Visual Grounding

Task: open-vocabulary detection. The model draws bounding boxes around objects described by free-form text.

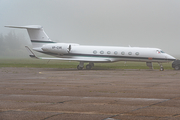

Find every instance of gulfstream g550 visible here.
[5,25,175,70]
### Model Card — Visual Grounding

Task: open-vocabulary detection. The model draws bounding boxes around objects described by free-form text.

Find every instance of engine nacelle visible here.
[42,43,71,54]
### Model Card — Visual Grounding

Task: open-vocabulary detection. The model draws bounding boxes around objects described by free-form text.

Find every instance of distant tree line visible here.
[0,31,31,59]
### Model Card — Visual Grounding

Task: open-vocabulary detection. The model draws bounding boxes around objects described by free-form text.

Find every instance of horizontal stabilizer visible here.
[5,25,42,29]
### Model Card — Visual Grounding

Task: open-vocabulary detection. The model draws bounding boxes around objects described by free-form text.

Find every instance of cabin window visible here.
[100,51,104,54]
[135,52,139,55]
[121,51,125,55]
[93,50,97,54]
[114,51,118,55]
[128,52,132,55]
[107,51,111,54]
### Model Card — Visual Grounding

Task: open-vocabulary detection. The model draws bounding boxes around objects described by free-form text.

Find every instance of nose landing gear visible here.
[160,67,164,71]
[146,62,164,71]
[158,63,164,71]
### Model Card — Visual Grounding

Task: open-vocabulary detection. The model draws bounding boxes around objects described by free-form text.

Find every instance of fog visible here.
[0,0,180,58]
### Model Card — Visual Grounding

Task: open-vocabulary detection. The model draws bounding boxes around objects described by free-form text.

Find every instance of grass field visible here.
[0,58,174,70]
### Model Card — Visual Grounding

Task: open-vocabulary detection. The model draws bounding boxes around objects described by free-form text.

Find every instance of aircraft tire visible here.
[174,65,180,70]
[160,67,164,71]
[86,64,92,70]
[77,65,83,70]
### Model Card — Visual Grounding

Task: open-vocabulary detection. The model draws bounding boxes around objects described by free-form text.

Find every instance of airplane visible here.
[5,25,176,71]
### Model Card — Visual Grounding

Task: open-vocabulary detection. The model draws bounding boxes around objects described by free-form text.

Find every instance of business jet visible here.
[5,25,176,71]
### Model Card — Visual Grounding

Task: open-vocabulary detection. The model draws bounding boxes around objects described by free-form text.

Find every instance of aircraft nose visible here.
[166,54,176,61]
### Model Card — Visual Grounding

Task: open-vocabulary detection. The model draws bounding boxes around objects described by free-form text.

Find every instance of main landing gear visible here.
[77,65,83,70]
[77,62,94,70]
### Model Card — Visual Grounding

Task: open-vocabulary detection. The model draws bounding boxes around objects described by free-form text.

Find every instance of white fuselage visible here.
[38,43,175,63]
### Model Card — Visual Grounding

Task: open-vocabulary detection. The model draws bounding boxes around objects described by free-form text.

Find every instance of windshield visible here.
[160,50,165,53]
[157,50,165,54]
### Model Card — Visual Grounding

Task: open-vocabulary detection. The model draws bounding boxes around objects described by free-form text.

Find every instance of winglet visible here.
[25,46,39,59]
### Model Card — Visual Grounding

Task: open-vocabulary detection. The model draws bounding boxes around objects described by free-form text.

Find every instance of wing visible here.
[25,46,112,62]
[38,57,112,62]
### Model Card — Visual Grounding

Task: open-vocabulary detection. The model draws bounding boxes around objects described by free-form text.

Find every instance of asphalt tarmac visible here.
[0,67,180,120]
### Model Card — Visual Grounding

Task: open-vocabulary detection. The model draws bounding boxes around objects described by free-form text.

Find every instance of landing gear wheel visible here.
[174,66,180,70]
[86,64,92,70]
[77,65,83,70]
[160,67,164,71]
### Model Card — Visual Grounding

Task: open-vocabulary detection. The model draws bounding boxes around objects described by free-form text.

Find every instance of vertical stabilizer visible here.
[5,25,55,48]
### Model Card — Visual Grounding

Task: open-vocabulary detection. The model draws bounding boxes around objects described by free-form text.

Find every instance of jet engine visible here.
[42,43,71,54]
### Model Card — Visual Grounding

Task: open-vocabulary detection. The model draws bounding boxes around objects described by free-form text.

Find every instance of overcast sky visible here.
[0,0,180,57]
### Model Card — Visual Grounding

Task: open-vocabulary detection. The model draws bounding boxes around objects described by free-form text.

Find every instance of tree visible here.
[0,31,31,58]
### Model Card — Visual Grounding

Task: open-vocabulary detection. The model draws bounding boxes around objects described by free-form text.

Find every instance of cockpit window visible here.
[160,51,165,53]
[157,50,165,54]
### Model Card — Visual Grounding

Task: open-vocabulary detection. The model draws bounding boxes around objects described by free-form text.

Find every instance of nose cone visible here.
[166,54,176,61]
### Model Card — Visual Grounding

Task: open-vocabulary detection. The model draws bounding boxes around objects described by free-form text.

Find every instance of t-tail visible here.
[5,25,55,50]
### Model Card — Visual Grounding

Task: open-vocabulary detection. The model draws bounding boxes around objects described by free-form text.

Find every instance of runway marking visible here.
[0,94,168,102]
[0,109,116,116]
[82,97,168,101]
[118,98,168,101]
